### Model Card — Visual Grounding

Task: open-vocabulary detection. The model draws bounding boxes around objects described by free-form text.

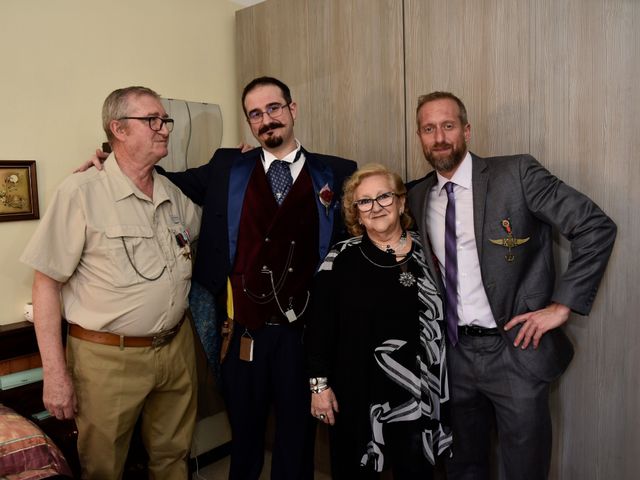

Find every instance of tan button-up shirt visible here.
[21,155,201,335]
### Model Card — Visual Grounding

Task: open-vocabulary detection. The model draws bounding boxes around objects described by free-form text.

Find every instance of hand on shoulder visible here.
[74,149,108,173]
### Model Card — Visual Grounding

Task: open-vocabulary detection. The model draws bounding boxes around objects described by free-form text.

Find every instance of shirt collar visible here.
[104,154,135,201]
[104,154,169,206]
[436,151,472,192]
[262,139,302,169]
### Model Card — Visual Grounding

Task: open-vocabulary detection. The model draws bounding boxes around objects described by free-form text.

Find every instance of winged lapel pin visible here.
[489,219,530,262]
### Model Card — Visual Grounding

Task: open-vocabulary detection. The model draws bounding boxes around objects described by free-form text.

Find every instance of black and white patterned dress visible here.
[306,231,452,475]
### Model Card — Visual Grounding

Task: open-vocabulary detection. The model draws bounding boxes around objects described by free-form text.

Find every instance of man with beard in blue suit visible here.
[160,77,356,479]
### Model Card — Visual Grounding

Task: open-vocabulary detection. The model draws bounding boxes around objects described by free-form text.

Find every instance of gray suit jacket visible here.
[408,153,616,382]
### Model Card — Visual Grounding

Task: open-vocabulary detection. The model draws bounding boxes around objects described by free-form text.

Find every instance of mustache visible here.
[432,142,452,149]
[258,122,284,135]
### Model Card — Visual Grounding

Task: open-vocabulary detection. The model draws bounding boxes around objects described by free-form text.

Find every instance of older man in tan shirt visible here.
[21,86,201,479]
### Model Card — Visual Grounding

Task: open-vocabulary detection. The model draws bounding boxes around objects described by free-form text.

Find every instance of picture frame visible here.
[0,160,40,222]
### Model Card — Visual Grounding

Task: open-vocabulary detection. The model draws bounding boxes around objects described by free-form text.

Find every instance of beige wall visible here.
[0,0,242,325]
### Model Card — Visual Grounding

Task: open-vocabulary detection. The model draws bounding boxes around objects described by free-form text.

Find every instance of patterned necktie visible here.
[266,150,302,205]
[267,160,293,205]
[444,181,459,345]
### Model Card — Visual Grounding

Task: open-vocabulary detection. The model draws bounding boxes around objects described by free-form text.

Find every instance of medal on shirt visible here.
[489,219,530,262]
[174,229,192,260]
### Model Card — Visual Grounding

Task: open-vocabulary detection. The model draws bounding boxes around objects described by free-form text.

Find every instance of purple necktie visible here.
[444,182,459,345]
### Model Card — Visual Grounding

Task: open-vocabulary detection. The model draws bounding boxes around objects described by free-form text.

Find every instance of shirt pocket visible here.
[105,225,164,287]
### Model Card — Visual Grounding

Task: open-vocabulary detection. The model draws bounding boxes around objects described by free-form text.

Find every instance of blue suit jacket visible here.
[408,153,616,381]
[161,147,357,298]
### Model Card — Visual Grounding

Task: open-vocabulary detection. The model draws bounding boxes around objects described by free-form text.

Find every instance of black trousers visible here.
[221,324,314,480]
[445,334,552,480]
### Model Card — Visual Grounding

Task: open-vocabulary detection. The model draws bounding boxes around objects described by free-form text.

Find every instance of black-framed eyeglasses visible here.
[353,192,398,212]
[118,116,175,133]
[246,103,290,124]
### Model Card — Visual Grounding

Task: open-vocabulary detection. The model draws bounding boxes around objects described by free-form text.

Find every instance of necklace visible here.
[359,244,417,288]
[370,230,408,255]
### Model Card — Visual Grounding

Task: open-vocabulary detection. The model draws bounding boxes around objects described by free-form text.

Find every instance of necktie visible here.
[267,160,293,205]
[266,149,302,205]
[444,181,459,345]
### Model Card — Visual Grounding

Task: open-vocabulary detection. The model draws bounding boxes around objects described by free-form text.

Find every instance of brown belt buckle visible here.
[151,328,176,347]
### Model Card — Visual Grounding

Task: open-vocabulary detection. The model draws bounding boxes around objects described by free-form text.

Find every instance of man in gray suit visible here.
[407,91,616,479]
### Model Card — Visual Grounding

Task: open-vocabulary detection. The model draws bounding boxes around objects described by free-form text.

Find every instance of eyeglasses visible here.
[246,103,290,124]
[118,116,175,133]
[353,192,399,212]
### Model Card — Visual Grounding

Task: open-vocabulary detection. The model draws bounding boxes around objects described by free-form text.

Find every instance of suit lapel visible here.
[227,149,260,264]
[471,154,489,261]
[303,148,335,261]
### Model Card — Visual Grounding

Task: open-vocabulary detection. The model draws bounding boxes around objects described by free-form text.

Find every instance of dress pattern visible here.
[314,231,452,471]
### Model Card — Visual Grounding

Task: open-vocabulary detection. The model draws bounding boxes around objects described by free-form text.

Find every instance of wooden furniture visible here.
[0,321,80,477]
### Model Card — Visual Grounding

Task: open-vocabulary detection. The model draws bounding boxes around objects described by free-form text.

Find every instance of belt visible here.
[458,325,500,337]
[68,316,185,348]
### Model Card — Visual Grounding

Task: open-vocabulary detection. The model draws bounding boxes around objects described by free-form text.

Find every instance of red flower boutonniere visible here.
[318,184,334,216]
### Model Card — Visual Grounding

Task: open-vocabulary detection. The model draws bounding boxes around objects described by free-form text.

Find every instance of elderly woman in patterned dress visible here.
[306,163,452,479]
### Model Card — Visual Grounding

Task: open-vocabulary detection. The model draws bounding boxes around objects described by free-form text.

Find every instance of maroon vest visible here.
[230,161,319,329]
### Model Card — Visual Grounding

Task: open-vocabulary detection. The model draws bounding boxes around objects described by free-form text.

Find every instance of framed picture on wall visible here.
[0,160,39,222]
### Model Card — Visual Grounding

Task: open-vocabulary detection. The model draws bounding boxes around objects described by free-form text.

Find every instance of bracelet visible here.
[311,384,329,394]
[309,377,329,394]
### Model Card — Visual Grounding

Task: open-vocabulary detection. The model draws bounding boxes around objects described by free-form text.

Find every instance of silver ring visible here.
[319,414,326,420]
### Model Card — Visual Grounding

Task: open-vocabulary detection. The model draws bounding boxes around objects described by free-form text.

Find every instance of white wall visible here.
[0,0,242,325]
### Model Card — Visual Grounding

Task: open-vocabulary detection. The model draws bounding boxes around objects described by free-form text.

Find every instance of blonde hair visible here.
[342,163,413,236]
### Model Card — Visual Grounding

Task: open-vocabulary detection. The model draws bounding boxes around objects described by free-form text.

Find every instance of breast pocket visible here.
[105,225,164,287]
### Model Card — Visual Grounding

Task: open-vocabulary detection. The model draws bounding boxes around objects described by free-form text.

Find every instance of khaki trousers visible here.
[67,319,197,480]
